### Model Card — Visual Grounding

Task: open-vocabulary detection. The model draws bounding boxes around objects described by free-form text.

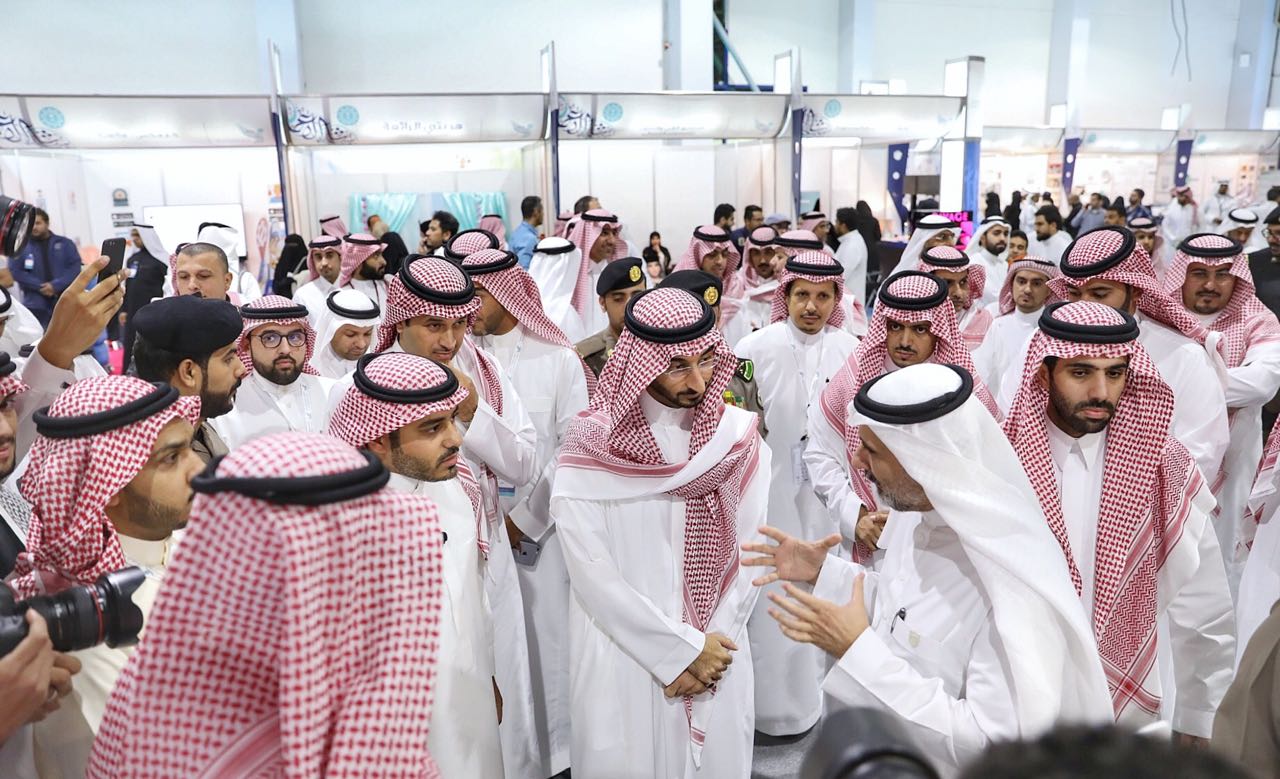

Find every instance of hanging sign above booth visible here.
[0,95,271,149]
[556,92,787,140]
[284,94,548,145]
[798,94,963,141]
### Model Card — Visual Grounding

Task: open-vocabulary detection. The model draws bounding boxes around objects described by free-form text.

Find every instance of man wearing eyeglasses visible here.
[210,295,333,450]
[1248,208,1280,319]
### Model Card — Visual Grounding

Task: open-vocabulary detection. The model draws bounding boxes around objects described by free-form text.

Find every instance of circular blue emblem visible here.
[823,99,842,119]
[602,102,623,123]
[37,106,64,129]
[336,105,360,126]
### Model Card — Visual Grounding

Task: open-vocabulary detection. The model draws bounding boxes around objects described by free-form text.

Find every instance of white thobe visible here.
[453,342,542,779]
[1162,202,1200,246]
[476,326,589,778]
[33,534,174,779]
[814,512,1019,777]
[0,297,45,357]
[388,473,503,779]
[310,344,358,380]
[993,314,1230,479]
[736,321,858,735]
[578,260,610,337]
[529,248,588,343]
[1045,425,1236,737]
[233,268,262,303]
[210,371,333,450]
[1028,231,1071,265]
[972,308,1040,402]
[1202,194,1236,226]
[552,400,769,778]
[292,277,334,326]
[970,248,1007,311]
[736,283,777,338]
[836,231,869,309]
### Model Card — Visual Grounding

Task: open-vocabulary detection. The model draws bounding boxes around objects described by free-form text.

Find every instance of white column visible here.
[663,0,714,90]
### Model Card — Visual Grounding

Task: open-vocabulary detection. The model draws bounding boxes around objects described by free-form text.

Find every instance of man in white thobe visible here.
[738,226,785,336]
[311,288,379,380]
[210,295,333,449]
[529,236,588,342]
[918,245,993,350]
[1162,233,1280,596]
[565,209,630,338]
[833,208,870,309]
[735,250,858,736]
[291,234,343,324]
[889,214,959,277]
[1162,186,1201,248]
[462,247,593,778]
[972,258,1060,404]
[196,222,261,303]
[1004,300,1235,744]
[1219,206,1266,253]
[964,215,1010,310]
[328,352,504,779]
[552,286,770,778]
[1202,181,1236,227]
[744,362,1112,777]
[336,232,389,313]
[374,255,540,779]
[1029,206,1072,265]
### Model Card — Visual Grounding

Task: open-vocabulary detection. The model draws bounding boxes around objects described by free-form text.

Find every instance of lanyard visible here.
[787,329,827,405]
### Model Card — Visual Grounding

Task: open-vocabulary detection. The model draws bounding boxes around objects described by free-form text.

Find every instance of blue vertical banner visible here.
[1061,137,1080,198]
[887,143,910,229]
[963,139,981,219]
[1173,138,1194,189]
[550,105,561,217]
[791,108,804,217]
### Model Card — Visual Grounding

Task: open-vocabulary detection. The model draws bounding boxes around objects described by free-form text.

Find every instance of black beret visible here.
[1266,206,1280,226]
[596,257,646,295]
[658,269,723,308]
[132,296,243,356]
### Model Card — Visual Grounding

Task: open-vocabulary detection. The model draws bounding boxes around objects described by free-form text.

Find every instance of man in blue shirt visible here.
[1126,188,1153,221]
[509,195,544,269]
[9,209,81,328]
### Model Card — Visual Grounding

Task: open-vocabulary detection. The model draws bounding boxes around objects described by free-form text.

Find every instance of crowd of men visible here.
[0,191,1279,779]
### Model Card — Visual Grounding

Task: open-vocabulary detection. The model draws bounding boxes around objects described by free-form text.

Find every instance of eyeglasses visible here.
[1265,228,1280,240]
[661,355,717,380]
[253,330,307,348]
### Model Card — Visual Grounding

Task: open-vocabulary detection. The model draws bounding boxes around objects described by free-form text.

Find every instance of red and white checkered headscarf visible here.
[306,234,342,280]
[375,257,481,354]
[918,244,986,310]
[775,229,829,257]
[768,250,846,328]
[336,232,387,288]
[7,377,201,599]
[558,288,758,639]
[798,211,829,234]
[998,256,1062,316]
[443,228,501,263]
[461,248,598,395]
[553,210,572,238]
[87,432,444,778]
[567,209,629,318]
[237,295,319,376]
[328,353,486,552]
[1161,232,1280,367]
[741,226,784,294]
[1002,301,1199,720]
[0,352,28,402]
[319,214,348,239]
[478,215,507,247]
[1048,226,1209,343]
[675,226,745,323]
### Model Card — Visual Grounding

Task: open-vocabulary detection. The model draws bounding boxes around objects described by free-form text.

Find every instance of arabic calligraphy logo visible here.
[602,102,623,123]
[556,98,614,138]
[37,107,65,129]
[336,105,360,127]
[0,113,38,146]
[801,108,830,138]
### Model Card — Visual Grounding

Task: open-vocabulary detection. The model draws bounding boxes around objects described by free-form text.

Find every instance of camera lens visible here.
[0,195,35,257]
[97,567,146,647]
[0,567,146,656]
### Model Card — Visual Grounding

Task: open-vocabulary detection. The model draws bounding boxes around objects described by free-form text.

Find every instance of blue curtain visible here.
[349,193,419,234]
[436,192,508,230]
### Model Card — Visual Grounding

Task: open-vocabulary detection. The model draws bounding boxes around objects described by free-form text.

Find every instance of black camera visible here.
[801,707,940,779]
[0,567,146,656]
[0,195,36,257]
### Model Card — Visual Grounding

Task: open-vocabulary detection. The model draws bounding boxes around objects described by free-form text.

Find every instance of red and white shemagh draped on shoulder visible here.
[336,232,387,288]
[306,234,342,280]
[998,256,1062,316]
[7,377,201,598]
[741,225,784,296]
[675,225,746,322]
[553,210,572,238]
[1001,301,1202,721]
[319,214,348,239]
[461,248,598,396]
[567,209,629,318]
[1047,226,1210,344]
[237,295,320,375]
[443,227,501,264]
[478,215,508,247]
[1161,232,1280,367]
[557,288,762,698]
[328,352,487,553]
[87,432,445,779]
[767,250,846,328]
[817,272,998,557]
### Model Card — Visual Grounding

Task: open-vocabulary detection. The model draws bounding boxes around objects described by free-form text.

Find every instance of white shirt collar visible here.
[786,318,824,346]
[119,532,175,568]
[251,369,303,399]
[1045,420,1107,471]
[639,388,694,431]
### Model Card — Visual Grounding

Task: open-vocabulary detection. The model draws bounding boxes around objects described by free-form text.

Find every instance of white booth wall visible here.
[1070,154,1162,203]
[799,142,893,230]
[980,154,1053,201]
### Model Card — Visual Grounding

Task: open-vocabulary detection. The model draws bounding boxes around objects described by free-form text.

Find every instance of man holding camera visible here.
[8,375,203,776]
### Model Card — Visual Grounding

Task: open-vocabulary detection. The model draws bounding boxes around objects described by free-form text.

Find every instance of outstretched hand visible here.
[767,575,869,659]
[741,526,840,587]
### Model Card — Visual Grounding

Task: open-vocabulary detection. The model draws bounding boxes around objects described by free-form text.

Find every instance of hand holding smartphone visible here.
[98,238,127,283]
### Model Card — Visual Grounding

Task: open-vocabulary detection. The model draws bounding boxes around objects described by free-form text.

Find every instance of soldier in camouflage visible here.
[575,256,647,377]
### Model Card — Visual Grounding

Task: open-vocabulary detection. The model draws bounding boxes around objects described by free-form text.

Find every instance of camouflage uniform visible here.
[724,357,768,438]
[575,328,619,378]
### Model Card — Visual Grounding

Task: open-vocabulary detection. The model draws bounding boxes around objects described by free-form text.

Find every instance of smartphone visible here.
[98,237,127,283]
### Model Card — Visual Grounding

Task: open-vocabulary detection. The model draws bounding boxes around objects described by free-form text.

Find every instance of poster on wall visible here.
[109,187,134,240]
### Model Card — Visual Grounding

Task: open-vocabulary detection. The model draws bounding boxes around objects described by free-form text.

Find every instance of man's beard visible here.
[254,356,303,385]
[648,380,705,409]
[199,374,242,419]
[1192,292,1225,315]
[358,262,386,281]
[983,238,1008,255]
[0,434,15,481]
[1049,380,1116,435]
[122,486,192,534]
[391,444,458,483]
[864,469,930,512]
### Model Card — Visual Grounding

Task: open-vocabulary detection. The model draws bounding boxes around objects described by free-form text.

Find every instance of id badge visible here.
[791,441,810,484]
[514,538,542,567]
[497,483,517,498]
[23,258,34,271]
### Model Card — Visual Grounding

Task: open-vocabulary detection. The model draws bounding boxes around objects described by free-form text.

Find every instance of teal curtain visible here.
[437,192,508,230]
[349,193,419,234]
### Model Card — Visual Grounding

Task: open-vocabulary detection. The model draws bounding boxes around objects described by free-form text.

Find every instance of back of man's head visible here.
[521,195,542,219]
[1269,186,1280,203]
[573,195,597,215]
